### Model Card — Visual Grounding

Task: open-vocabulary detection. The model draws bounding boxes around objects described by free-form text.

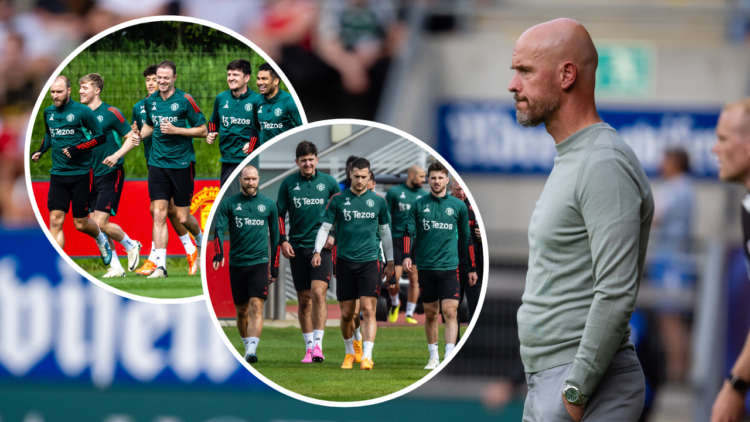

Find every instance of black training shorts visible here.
[419,268,460,304]
[392,236,417,266]
[148,162,195,207]
[48,171,92,219]
[229,263,269,304]
[290,247,332,292]
[336,257,381,302]
[220,162,240,188]
[89,165,125,216]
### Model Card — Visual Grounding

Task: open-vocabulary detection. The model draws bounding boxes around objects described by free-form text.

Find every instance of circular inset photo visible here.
[25,17,305,301]
[202,120,488,405]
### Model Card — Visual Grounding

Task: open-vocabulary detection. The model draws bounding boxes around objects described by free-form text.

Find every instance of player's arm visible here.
[63,108,106,158]
[287,100,303,127]
[378,198,395,281]
[212,199,231,270]
[206,96,220,145]
[275,178,295,258]
[401,200,418,273]
[712,329,750,422]
[324,181,342,249]
[102,108,136,167]
[183,94,208,138]
[564,148,644,401]
[312,195,337,267]
[268,202,280,281]
[458,202,478,285]
[31,121,52,162]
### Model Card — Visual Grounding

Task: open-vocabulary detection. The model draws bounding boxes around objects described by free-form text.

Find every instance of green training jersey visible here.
[208,89,262,164]
[405,192,471,271]
[39,99,103,176]
[132,97,153,161]
[256,89,302,144]
[385,183,427,237]
[277,170,341,249]
[143,88,206,169]
[214,192,280,267]
[90,102,131,177]
[321,188,389,263]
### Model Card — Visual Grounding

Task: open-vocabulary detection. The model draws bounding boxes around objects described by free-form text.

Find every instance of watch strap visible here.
[729,375,750,394]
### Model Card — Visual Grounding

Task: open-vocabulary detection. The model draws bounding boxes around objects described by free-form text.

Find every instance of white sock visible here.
[155,249,167,269]
[148,241,156,262]
[344,337,355,355]
[303,332,314,351]
[119,233,136,251]
[195,231,203,248]
[109,240,123,270]
[406,302,417,317]
[94,231,107,247]
[363,341,374,360]
[179,233,196,255]
[390,293,400,307]
[313,329,324,351]
[445,343,455,358]
[428,343,439,360]
[243,337,259,355]
[354,327,362,341]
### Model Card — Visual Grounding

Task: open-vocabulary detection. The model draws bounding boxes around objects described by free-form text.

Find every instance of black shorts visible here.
[220,162,240,188]
[229,263,269,304]
[289,247,332,292]
[89,165,125,216]
[419,268,460,303]
[392,237,416,266]
[336,258,382,302]
[148,162,195,207]
[48,172,92,219]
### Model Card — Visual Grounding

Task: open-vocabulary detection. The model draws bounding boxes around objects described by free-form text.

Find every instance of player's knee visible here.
[178,215,189,225]
[443,307,457,320]
[72,218,87,231]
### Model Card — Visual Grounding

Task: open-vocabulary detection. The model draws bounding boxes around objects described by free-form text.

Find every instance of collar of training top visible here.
[555,122,611,156]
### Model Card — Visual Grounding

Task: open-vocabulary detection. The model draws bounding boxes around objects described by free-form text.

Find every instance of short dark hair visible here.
[665,148,690,173]
[351,157,370,172]
[427,161,449,177]
[258,62,279,81]
[296,140,318,158]
[369,170,375,180]
[143,64,157,78]
[227,59,252,76]
[157,60,177,76]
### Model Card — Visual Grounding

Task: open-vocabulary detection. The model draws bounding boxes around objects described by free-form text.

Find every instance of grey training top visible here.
[517,122,654,396]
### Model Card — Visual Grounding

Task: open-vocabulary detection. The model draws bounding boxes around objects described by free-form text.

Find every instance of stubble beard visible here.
[515,89,560,128]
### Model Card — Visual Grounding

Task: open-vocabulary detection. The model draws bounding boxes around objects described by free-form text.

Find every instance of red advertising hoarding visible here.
[205,239,235,318]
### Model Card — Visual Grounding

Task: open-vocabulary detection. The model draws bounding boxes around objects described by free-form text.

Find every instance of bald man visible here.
[385,164,427,323]
[510,19,653,421]
[710,99,750,422]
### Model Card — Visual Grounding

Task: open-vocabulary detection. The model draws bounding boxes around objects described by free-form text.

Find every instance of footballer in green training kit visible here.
[212,165,281,364]
[256,62,302,144]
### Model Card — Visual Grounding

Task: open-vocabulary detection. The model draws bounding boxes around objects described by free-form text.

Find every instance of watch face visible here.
[564,387,580,403]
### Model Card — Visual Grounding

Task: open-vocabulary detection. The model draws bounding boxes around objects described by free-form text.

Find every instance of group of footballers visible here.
[31,58,301,280]
[212,139,483,371]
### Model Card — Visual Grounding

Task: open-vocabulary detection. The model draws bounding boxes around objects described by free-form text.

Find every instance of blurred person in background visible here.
[339,154,357,190]
[647,147,695,383]
[450,179,482,322]
[710,98,750,422]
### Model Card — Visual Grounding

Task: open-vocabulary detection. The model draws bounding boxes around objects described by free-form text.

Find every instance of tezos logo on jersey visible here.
[222,116,253,127]
[293,197,324,208]
[245,103,252,112]
[258,204,266,212]
[66,114,74,122]
[317,183,325,191]
[423,219,453,231]
[97,115,104,122]
[274,108,282,117]
[171,103,179,111]
[50,128,76,137]
[446,207,454,216]
[366,199,374,207]
[343,209,375,221]
[398,203,411,212]
[261,122,284,130]
[235,216,264,228]
[152,115,179,125]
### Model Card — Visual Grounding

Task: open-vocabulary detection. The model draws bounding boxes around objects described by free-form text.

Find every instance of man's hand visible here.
[311,252,322,268]
[384,261,394,282]
[562,394,585,422]
[206,132,218,145]
[269,277,276,284]
[130,123,141,146]
[160,120,179,135]
[213,256,224,270]
[281,241,295,259]
[62,147,72,158]
[243,141,251,154]
[402,257,412,274]
[469,271,478,286]
[711,381,746,422]
[324,235,335,250]
[475,226,482,242]
[31,151,41,162]
[102,155,118,168]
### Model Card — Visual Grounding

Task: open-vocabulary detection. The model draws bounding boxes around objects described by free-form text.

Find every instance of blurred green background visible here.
[29,21,289,179]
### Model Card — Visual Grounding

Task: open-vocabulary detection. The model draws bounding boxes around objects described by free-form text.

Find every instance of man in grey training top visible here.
[510,19,654,422]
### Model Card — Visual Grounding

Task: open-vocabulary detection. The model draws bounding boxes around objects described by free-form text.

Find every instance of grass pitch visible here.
[224,325,466,402]
[74,257,203,299]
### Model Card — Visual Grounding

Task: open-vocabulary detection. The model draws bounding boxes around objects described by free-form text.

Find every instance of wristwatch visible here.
[563,384,589,405]
[728,375,750,394]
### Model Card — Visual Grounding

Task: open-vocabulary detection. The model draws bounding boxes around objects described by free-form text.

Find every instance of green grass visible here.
[73,257,203,299]
[224,325,467,402]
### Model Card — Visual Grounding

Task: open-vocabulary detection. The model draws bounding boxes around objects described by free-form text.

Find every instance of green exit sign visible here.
[595,43,655,98]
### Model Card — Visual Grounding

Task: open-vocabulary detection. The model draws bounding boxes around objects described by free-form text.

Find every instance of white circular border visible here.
[200,118,491,407]
[23,15,309,305]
